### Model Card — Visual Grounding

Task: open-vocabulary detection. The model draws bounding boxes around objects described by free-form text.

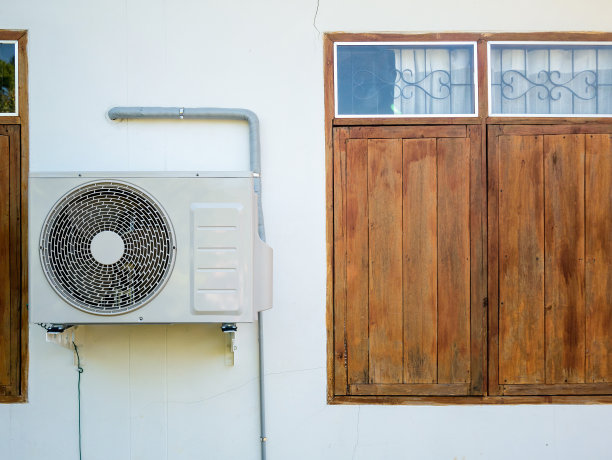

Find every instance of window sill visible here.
[329,395,612,405]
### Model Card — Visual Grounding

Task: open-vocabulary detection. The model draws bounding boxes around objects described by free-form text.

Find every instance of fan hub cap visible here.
[90,231,125,265]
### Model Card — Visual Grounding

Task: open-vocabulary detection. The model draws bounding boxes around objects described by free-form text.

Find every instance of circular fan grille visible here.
[40,180,176,315]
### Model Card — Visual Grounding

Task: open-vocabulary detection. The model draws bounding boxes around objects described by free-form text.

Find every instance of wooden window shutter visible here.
[332,125,486,397]
[0,124,24,400]
[488,125,612,396]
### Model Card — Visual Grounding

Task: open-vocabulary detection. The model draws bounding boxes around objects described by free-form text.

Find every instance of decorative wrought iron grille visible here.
[490,44,612,115]
[336,44,476,116]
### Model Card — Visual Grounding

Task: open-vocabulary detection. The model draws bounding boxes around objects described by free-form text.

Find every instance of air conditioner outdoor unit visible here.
[29,171,272,325]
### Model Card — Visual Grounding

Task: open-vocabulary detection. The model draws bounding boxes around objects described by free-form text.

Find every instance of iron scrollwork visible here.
[352,68,455,102]
[501,69,597,102]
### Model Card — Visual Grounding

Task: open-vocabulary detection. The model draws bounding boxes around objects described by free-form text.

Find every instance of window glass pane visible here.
[336,43,476,116]
[0,42,16,115]
[490,43,612,116]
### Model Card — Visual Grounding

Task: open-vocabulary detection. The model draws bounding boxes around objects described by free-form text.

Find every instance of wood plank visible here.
[477,40,488,119]
[8,125,20,396]
[17,33,29,402]
[7,125,20,396]
[402,138,437,384]
[498,134,545,384]
[331,394,612,406]
[326,31,612,44]
[480,32,612,41]
[0,117,21,125]
[334,118,480,127]
[544,134,586,384]
[502,383,612,396]
[346,138,369,385]
[333,128,349,395]
[324,34,335,402]
[323,35,336,137]
[367,138,403,384]
[585,134,612,382]
[326,32,483,43]
[349,126,466,140]
[499,124,612,136]
[350,383,470,396]
[0,31,26,41]
[437,137,471,384]
[487,125,502,395]
[469,125,486,394]
[0,134,10,387]
[488,118,612,127]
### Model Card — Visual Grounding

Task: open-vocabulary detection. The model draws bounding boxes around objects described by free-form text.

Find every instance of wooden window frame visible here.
[325,31,612,405]
[0,30,28,403]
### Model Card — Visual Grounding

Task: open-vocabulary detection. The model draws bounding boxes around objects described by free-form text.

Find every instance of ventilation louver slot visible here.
[40,181,176,315]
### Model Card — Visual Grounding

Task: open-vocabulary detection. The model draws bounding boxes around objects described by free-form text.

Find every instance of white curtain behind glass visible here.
[393,47,473,115]
[490,46,612,115]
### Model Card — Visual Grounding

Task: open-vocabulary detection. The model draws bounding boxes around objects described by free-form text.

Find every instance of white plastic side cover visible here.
[190,202,246,314]
[253,236,273,318]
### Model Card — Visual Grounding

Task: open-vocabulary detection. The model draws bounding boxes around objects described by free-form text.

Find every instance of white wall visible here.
[2,1,612,459]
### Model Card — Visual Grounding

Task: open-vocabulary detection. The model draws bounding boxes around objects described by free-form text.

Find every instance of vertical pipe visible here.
[257,310,267,459]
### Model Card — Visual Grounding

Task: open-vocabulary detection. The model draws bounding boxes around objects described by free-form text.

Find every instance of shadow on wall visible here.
[27,322,261,459]
[65,323,257,390]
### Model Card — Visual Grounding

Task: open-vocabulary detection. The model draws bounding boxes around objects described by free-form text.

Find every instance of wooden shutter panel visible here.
[0,124,22,399]
[489,126,612,396]
[332,126,485,397]
[0,132,11,387]
[544,134,586,385]
[497,134,545,385]
[402,138,437,385]
[586,134,612,383]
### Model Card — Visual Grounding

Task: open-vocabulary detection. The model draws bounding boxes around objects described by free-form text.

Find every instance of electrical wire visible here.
[73,341,83,460]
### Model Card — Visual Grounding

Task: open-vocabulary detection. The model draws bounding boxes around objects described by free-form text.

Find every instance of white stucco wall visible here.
[2,1,612,459]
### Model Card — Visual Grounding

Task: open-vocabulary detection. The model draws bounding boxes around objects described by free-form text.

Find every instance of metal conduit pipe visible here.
[108,106,268,460]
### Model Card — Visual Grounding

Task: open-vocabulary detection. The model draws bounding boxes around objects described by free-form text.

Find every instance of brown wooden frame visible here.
[325,32,612,405]
[0,30,28,403]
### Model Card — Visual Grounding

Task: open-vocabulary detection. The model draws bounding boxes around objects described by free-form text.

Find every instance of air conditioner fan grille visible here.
[40,181,176,315]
